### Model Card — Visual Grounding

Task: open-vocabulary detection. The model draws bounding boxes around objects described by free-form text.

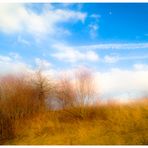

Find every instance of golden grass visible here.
[0,72,148,145]
[2,99,148,145]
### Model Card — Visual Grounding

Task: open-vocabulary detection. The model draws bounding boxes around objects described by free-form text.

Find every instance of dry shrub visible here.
[56,68,97,109]
[0,70,55,119]
[0,74,41,119]
[0,72,53,142]
[55,68,98,120]
[67,68,97,118]
[56,75,76,109]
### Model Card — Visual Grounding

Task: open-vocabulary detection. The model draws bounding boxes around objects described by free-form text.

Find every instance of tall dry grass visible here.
[2,99,147,145]
[0,69,147,145]
[0,71,54,142]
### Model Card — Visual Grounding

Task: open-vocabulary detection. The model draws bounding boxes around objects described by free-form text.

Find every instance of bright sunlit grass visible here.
[3,99,148,145]
[0,71,148,145]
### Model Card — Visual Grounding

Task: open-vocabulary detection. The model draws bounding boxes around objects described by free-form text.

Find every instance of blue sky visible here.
[0,3,148,100]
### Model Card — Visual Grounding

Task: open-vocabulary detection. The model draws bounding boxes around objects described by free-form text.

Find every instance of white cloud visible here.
[121,55,148,60]
[134,63,148,70]
[0,54,32,75]
[17,35,30,46]
[0,4,87,39]
[0,4,23,33]
[90,14,100,19]
[0,55,12,63]
[35,58,52,70]
[52,44,99,63]
[0,54,148,101]
[51,65,148,101]
[0,52,22,63]
[104,54,148,63]
[89,23,99,39]
[94,67,148,101]
[89,13,100,39]
[86,51,99,62]
[9,52,22,60]
[0,54,55,78]
[104,55,119,63]
[80,43,148,50]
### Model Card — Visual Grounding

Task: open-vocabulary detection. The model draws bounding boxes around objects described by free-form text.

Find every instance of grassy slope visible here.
[4,100,148,145]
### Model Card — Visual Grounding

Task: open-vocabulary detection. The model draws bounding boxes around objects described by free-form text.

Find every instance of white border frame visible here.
[0,0,147,147]
[0,0,148,3]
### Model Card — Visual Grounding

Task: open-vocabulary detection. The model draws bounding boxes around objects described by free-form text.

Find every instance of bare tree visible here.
[56,75,76,109]
[74,67,96,106]
[33,70,54,110]
[56,68,96,109]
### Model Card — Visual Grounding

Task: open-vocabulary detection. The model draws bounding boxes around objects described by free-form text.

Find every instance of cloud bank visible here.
[0,3,86,39]
[95,67,148,101]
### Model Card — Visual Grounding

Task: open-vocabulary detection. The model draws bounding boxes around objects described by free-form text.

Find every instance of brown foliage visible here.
[0,68,98,143]
[56,76,76,109]
[0,74,40,119]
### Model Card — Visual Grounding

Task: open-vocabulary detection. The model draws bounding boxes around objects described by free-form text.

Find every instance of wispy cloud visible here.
[134,63,148,70]
[0,53,55,76]
[17,36,30,46]
[80,43,148,50]
[51,42,148,64]
[89,14,100,39]
[35,58,52,70]
[90,14,100,19]
[104,54,148,63]
[89,23,99,39]
[104,55,119,63]
[0,53,31,75]
[51,43,99,63]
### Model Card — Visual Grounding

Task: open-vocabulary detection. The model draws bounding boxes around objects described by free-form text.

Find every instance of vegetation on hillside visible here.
[0,69,148,145]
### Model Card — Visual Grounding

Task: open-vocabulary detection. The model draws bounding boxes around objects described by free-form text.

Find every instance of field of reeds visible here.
[0,69,148,145]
